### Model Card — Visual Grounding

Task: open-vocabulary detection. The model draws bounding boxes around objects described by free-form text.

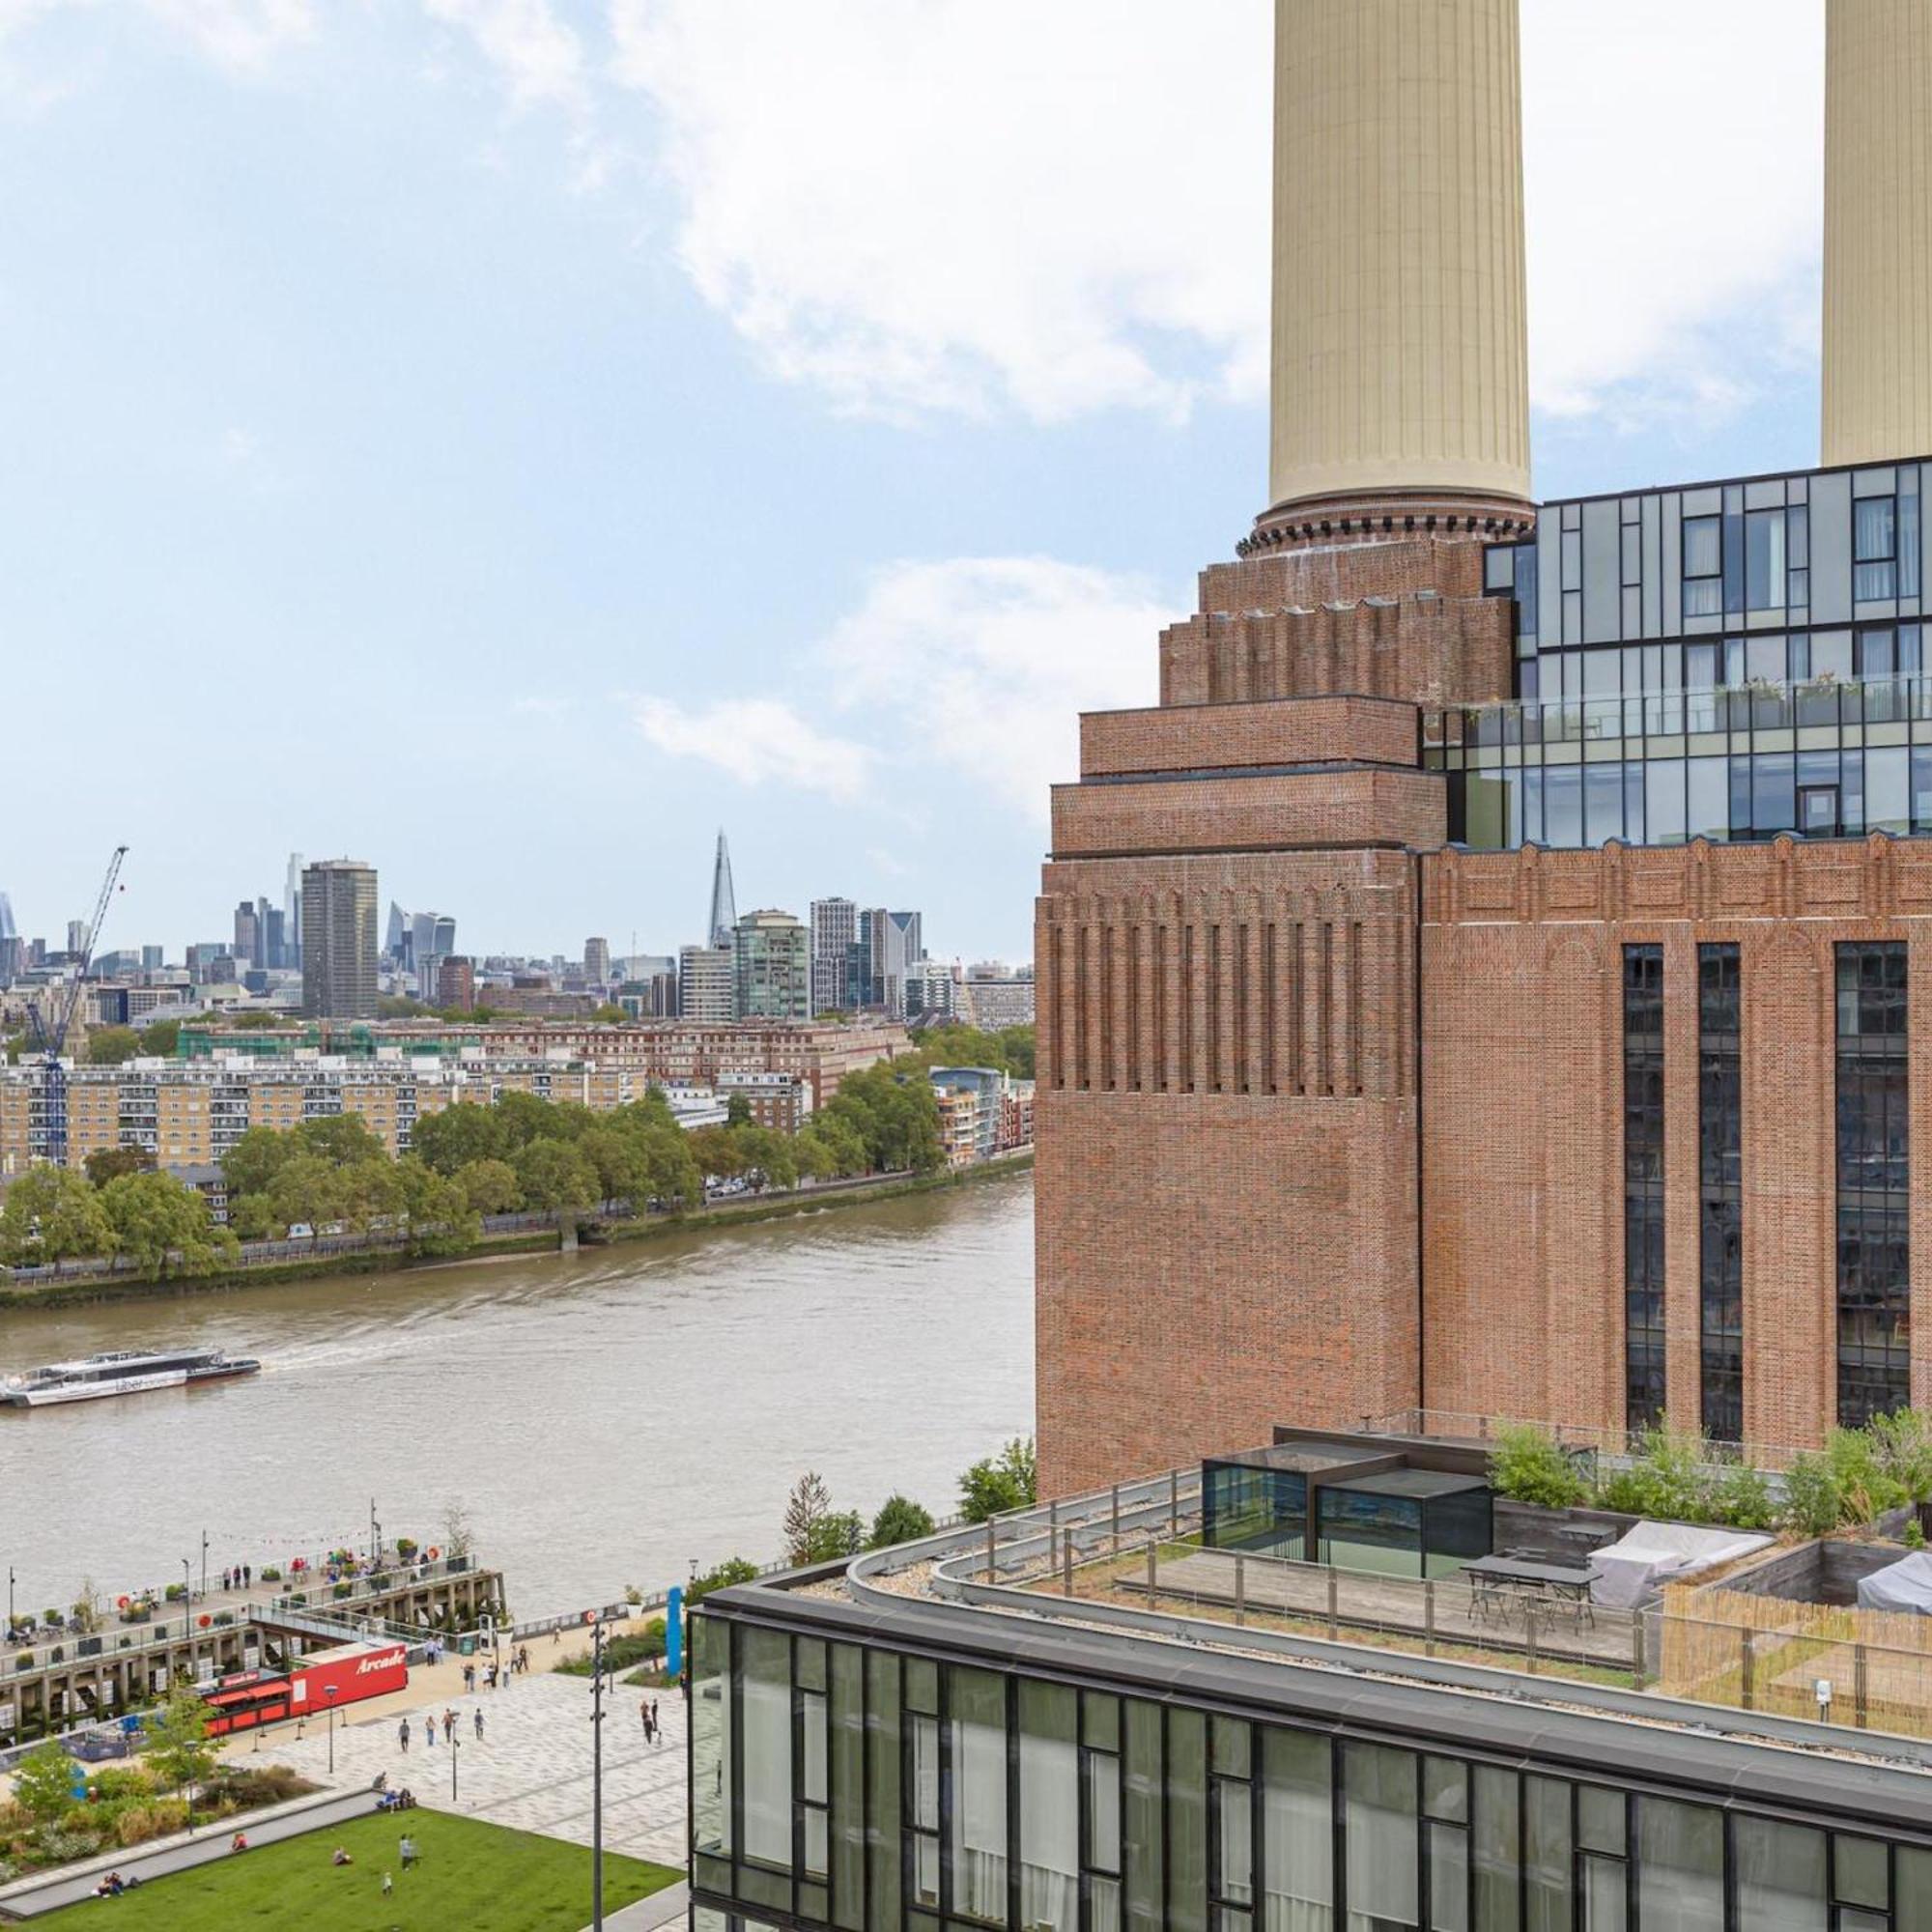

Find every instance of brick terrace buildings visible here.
[0,1021,908,1174]
[1035,0,1932,1491]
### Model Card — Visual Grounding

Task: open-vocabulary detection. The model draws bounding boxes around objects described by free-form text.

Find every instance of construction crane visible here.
[27,845,128,1169]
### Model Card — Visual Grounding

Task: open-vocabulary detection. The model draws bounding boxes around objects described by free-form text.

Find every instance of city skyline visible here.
[0,2,1825,965]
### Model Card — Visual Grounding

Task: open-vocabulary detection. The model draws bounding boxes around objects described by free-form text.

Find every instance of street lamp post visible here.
[589,1612,606,1931]
[450,1729,460,1804]
[200,1530,209,1604]
[370,1500,380,1571]
[7,1565,14,1640]
[181,1559,191,1648]
[326,1684,338,1776]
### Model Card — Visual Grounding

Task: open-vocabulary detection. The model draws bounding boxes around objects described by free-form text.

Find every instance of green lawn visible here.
[48,1809,682,1931]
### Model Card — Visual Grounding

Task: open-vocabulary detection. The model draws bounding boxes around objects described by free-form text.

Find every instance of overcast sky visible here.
[0,0,1827,963]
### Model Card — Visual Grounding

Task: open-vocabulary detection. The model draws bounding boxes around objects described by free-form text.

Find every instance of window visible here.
[1263,1729,1332,1932]
[1837,945,1911,1426]
[1083,1694,1123,1932]
[692,1615,733,1862]
[799,1654,830,1883]
[1748,509,1788,612]
[1425,1758,1470,1932]
[1857,493,1900,601]
[1637,1799,1723,1932]
[908,1709,939,1911]
[948,1667,1008,1924]
[1624,948,1666,1434]
[740,1628,794,1871]
[1735,1816,1827,1932]
[1211,1719,1254,1929]
[1684,517,1723,618]
[1699,947,1744,1443]
[1345,1745,1418,1932]
[1019,1682,1078,1932]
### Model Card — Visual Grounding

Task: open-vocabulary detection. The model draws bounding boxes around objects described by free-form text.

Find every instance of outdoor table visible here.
[1463,1555,1601,1629]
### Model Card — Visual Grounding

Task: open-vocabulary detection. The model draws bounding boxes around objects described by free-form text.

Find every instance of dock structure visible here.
[0,1550,503,1746]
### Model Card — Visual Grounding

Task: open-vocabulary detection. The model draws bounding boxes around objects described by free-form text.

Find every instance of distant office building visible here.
[958,973,1035,1030]
[679,945,736,1024]
[66,919,88,957]
[618,972,679,1019]
[0,937,21,986]
[141,945,163,971]
[734,910,811,1022]
[284,851,303,970]
[906,958,957,1022]
[436,955,476,1012]
[860,908,923,1018]
[264,906,285,971]
[384,901,408,962]
[810,896,858,1015]
[584,937,611,985]
[300,861,380,1019]
[0,895,14,943]
[707,831,739,950]
[232,901,260,969]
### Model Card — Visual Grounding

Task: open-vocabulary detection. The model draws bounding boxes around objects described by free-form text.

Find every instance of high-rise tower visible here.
[301,861,380,1020]
[1035,0,1531,1493]
[1823,0,1932,469]
[707,832,738,951]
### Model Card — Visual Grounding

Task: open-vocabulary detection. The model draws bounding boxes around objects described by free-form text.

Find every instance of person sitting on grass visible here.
[382,1872,394,1897]
[331,1846,355,1866]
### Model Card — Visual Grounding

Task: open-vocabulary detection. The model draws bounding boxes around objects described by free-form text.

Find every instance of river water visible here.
[0,1176,1035,1621]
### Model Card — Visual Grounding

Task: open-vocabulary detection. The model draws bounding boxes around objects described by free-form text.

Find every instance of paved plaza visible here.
[228,1654,689,1868]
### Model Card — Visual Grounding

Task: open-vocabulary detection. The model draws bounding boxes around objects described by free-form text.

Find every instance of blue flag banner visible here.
[666,1585,684,1680]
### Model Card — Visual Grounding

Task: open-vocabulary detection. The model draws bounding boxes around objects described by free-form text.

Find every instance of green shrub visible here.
[259,1565,282,1582]
[867,1494,938,1549]
[1868,1409,1932,1504]
[1828,1427,1909,1522]
[1489,1424,1588,1509]
[686,1558,759,1605]
[1906,1518,1927,1551]
[1596,1426,1714,1522]
[1782,1452,1844,1537]
[1709,1463,1776,1532]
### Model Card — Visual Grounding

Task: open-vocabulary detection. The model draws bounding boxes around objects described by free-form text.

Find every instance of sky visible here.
[0,0,1829,965]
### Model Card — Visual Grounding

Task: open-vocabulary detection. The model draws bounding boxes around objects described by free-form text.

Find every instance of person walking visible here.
[463,1662,475,1693]
[399,1834,417,1871]
[243,1563,251,1588]
[423,1715,436,1747]
[473,1707,484,1741]
[640,1696,651,1741]
[398,1718,411,1754]
[442,1709,456,1744]
[651,1698,662,1747]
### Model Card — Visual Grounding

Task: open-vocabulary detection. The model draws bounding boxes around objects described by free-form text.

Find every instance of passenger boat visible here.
[0,1348,262,1407]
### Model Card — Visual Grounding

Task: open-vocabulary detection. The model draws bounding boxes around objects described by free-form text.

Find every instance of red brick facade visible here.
[1036,530,1932,1495]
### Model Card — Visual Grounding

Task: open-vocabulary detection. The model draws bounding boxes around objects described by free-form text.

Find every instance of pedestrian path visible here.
[247,1666,689,1867]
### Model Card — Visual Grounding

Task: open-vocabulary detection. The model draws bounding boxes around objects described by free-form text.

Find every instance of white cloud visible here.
[824,557,1167,822]
[421,0,586,116]
[611,0,1825,436]
[0,0,312,72]
[632,696,874,803]
[632,558,1167,822]
[131,0,313,71]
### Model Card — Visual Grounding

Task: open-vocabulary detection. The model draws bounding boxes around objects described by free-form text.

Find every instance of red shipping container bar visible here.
[201,1671,293,1739]
[290,1642,408,1716]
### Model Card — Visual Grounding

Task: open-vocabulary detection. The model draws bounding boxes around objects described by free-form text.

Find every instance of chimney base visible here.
[1241,489,1536,559]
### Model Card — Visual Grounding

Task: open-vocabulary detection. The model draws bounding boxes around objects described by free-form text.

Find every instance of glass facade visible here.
[1312,1472,1492,1581]
[1698,946,1744,1443]
[1442,458,1932,851]
[1623,947,1666,1433]
[691,1608,1932,1932]
[1836,943,1912,1426]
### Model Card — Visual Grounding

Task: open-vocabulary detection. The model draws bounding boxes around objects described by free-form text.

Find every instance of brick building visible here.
[1036,0,1932,1492]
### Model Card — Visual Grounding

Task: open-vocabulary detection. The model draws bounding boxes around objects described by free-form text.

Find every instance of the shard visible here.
[707,831,738,951]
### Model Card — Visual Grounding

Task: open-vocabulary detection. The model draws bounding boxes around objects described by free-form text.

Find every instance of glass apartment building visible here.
[1433,457,1932,851]
[687,1485,1932,1932]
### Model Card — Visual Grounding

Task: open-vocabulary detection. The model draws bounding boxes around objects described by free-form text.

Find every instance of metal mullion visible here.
[1007,1676,1021,1932]
[729,1620,745,1895]
[1332,1736,1349,1932]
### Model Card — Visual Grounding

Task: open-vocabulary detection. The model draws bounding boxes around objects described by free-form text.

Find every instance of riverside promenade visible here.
[215,1619,688,1867]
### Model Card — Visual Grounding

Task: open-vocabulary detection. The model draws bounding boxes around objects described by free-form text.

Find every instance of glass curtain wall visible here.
[692,1611,1932,1932]
[1697,947,1744,1443]
[1624,947,1666,1432]
[1836,944,1912,1425]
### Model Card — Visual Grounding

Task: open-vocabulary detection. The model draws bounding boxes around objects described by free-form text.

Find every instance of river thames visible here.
[0,1175,1034,1619]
